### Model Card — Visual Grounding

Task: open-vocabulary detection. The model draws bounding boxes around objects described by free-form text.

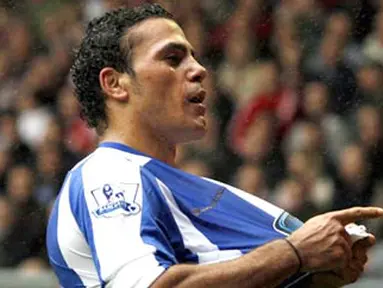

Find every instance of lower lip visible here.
[192,103,206,115]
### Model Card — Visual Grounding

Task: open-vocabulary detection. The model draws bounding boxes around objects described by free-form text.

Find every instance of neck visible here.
[100,123,177,166]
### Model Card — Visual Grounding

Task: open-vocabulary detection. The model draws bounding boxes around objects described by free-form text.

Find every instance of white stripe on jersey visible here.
[57,173,100,287]
[156,179,242,264]
[105,254,165,288]
[49,143,305,287]
[81,148,163,284]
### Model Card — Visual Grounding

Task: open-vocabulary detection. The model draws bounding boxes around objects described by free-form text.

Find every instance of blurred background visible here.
[0,0,382,287]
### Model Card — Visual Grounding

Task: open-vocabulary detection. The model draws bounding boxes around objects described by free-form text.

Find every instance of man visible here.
[46,4,383,288]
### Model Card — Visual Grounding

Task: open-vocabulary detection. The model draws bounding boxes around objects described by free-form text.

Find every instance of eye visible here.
[165,54,182,67]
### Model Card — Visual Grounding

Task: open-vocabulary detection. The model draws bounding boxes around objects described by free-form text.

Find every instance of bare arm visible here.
[152,207,383,288]
[152,239,299,288]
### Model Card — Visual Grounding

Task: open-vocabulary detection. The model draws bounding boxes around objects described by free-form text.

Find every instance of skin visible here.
[97,17,383,287]
[99,18,207,165]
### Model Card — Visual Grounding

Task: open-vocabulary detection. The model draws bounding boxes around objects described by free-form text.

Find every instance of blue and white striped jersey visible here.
[46,142,310,288]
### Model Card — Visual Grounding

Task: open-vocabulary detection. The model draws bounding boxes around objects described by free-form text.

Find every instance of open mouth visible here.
[187,90,206,104]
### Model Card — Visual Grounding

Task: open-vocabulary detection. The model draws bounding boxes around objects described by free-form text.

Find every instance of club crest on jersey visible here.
[91,183,141,218]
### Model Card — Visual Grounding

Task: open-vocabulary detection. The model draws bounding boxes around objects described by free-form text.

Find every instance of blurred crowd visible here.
[0,0,382,276]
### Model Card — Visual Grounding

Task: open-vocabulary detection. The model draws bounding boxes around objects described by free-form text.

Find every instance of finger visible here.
[334,266,362,284]
[352,235,376,255]
[339,228,354,263]
[352,246,368,260]
[352,244,370,261]
[341,237,353,264]
[329,207,383,225]
[348,265,364,283]
[349,258,366,272]
[354,253,368,265]
[354,234,376,248]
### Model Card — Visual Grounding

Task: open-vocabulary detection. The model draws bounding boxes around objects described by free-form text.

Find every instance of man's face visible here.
[125,18,207,144]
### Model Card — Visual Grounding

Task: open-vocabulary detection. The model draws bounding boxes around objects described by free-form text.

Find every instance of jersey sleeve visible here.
[70,152,175,287]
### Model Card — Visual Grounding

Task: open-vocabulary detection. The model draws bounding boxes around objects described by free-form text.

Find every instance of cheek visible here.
[137,64,186,120]
[153,78,185,112]
[142,65,179,96]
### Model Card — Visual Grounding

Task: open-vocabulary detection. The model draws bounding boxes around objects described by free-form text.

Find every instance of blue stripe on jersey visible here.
[146,160,285,252]
[46,178,85,288]
[69,165,105,288]
[99,142,310,286]
[140,170,198,265]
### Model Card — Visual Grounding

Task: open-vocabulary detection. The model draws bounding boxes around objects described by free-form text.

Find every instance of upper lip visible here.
[187,89,206,104]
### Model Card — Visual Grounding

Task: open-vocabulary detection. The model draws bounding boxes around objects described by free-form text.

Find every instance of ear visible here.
[99,67,129,101]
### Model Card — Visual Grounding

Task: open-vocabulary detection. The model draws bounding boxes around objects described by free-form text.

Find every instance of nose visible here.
[187,59,207,83]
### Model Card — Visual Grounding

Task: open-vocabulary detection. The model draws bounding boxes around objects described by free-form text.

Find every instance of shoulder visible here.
[65,147,150,203]
[74,147,146,182]
[67,148,150,218]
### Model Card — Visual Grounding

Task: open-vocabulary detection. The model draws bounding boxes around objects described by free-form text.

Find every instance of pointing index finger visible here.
[329,207,383,225]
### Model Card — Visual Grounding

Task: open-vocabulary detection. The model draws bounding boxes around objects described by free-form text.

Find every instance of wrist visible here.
[282,238,303,275]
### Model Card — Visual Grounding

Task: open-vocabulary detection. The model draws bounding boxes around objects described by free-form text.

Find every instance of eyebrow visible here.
[159,42,196,58]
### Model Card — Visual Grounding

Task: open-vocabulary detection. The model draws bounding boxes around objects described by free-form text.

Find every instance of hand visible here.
[310,236,376,287]
[332,235,375,285]
[287,207,383,273]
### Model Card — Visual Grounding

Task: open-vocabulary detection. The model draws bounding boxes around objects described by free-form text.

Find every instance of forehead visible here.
[125,18,191,58]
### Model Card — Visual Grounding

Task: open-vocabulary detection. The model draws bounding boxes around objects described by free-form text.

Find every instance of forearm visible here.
[151,239,300,288]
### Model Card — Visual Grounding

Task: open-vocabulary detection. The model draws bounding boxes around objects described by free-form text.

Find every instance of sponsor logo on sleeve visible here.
[273,211,303,235]
[91,183,141,218]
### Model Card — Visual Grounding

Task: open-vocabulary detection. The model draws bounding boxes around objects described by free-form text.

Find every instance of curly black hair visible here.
[71,3,174,134]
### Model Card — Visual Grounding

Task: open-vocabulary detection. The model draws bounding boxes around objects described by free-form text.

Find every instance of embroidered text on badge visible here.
[91,183,141,218]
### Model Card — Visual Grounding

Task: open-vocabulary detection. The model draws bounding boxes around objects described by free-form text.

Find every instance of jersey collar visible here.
[99,142,149,157]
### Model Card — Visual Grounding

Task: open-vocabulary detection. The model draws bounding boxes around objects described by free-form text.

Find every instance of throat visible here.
[100,128,177,166]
